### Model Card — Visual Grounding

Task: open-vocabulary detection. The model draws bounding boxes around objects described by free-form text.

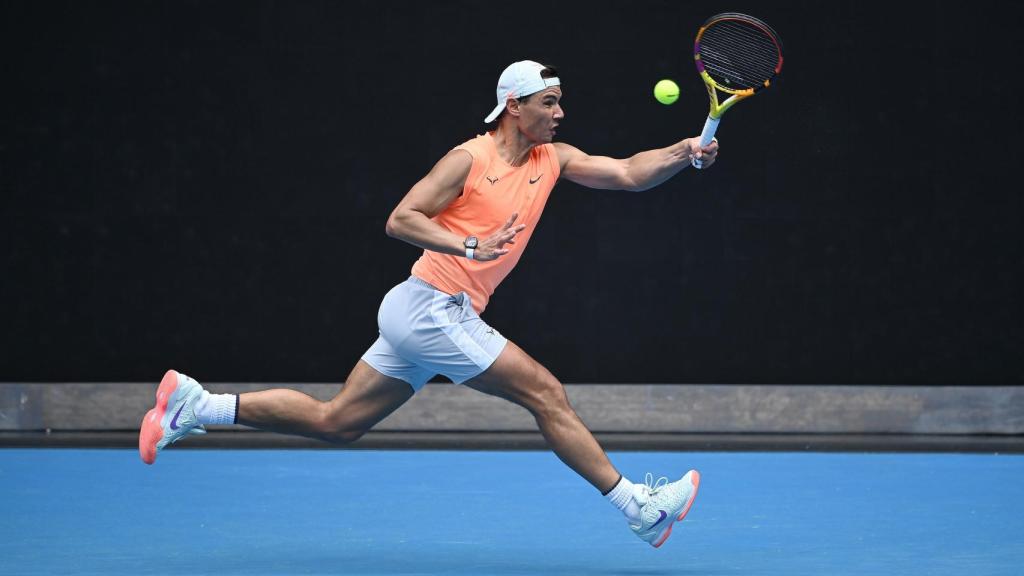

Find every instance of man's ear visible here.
[506,98,521,118]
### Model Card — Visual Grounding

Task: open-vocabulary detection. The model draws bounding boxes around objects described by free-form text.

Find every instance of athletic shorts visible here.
[361,276,508,391]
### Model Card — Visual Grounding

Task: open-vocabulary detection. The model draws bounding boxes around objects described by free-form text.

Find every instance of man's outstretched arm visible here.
[554,137,718,192]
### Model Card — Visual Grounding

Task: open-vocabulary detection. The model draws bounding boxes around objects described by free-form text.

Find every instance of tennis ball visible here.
[654,79,679,105]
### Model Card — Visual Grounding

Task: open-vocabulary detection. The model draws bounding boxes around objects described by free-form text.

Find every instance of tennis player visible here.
[140,60,718,548]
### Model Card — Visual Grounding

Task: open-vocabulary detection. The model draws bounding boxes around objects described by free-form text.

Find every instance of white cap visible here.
[484,60,561,123]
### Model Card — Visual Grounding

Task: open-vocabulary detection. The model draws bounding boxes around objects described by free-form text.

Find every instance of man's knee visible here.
[524,374,572,417]
[322,428,367,444]
[316,406,368,444]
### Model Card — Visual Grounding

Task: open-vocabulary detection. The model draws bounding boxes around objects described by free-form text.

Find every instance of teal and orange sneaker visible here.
[630,470,701,548]
[139,370,206,464]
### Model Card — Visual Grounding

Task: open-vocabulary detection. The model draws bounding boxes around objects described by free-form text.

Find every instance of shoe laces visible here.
[643,472,670,496]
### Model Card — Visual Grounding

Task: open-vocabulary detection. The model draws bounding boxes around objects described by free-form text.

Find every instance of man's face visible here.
[516,86,564,143]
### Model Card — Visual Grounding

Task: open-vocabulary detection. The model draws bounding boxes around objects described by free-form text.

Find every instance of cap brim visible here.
[484,101,506,123]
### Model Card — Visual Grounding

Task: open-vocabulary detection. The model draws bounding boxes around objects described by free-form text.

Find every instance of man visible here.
[140,60,718,548]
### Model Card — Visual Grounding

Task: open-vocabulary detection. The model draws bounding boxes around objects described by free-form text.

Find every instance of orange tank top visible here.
[410,132,560,314]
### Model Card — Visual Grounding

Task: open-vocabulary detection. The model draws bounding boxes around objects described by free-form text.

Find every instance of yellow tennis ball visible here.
[654,79,679,105]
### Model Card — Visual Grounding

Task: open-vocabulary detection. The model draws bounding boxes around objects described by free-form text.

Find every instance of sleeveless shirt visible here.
[410,132,560,313]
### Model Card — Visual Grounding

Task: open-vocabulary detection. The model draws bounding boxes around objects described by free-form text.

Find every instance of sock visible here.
[604,475,642,524]
[194,391,237,425]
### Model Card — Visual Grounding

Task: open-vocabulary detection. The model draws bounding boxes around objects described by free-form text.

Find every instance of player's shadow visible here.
[127,546,719,576]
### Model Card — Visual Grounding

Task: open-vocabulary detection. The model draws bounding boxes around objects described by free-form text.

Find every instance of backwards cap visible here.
[484,60,561,123]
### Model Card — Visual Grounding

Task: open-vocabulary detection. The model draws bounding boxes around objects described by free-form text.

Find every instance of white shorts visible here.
[361,276,508,391]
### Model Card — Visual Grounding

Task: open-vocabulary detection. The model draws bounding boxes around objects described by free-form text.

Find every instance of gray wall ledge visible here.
[2,383,1022,435]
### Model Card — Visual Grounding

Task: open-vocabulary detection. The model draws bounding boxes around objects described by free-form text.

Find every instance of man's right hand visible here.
[474,212,526,261]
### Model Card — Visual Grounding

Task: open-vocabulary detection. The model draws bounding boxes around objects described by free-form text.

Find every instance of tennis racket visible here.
[692,12,783,168]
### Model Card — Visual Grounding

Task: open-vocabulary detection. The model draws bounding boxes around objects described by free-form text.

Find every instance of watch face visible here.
[465,236,478,249]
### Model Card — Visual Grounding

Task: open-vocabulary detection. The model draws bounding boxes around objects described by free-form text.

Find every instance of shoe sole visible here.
[652,470,701,548]
[138,370,180,465]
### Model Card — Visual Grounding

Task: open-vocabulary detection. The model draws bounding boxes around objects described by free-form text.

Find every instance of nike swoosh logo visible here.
[170,403,187,430]
[650,510,668,528]
[529,174,542,184]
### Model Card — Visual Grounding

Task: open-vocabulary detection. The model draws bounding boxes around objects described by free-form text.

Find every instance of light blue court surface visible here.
[2,450,1022,576]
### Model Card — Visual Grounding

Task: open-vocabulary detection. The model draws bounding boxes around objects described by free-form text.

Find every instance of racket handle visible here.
[693,115,720,169]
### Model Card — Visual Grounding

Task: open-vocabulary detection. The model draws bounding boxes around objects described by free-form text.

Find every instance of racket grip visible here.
[693,115,720,169]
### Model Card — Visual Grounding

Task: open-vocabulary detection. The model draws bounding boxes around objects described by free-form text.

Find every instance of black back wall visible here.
[3,1,1021,383]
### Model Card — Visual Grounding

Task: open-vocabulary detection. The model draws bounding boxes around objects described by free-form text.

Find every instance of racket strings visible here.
[700,20,779,89]
[703,23,778,67]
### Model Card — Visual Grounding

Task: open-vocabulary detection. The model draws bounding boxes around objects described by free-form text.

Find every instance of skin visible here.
[236,81,719,493]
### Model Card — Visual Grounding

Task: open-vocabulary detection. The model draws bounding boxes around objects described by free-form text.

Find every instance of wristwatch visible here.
[464,236,478,260]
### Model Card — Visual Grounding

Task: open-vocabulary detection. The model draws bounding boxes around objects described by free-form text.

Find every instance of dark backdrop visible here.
[3,1,1021,383]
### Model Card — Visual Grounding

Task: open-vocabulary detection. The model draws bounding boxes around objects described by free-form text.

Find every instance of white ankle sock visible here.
[194,391,237,425]
[604,476,642,524]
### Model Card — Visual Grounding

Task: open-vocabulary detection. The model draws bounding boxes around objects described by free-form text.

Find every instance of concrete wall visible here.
[3,383,1022,435]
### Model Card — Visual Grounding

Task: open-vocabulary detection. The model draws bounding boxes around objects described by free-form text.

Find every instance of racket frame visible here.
[692,13,783,166]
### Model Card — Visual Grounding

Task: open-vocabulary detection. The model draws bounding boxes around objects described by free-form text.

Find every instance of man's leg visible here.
[141,360,414,464]
[463,341,620,493]
[463,340,700,548]
[236,360,415,444]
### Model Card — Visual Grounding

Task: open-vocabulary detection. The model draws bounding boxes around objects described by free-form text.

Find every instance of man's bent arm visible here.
[385,150,473,256]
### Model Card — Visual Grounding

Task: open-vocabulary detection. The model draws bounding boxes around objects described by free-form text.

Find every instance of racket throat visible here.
[702,73,722,114]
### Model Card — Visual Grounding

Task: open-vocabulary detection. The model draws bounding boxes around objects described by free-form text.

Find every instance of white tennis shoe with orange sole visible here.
[630,470,701,548]
[139,369,206,464]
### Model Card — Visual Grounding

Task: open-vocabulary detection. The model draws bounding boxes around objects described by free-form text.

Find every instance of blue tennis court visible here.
[2,449,1021,575]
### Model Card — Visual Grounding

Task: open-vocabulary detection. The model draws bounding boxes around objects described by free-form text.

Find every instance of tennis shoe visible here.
[630,470,701,548]
[139,369,206,464]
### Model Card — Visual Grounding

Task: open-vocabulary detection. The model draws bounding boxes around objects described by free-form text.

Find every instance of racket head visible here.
[694,13,783,97]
